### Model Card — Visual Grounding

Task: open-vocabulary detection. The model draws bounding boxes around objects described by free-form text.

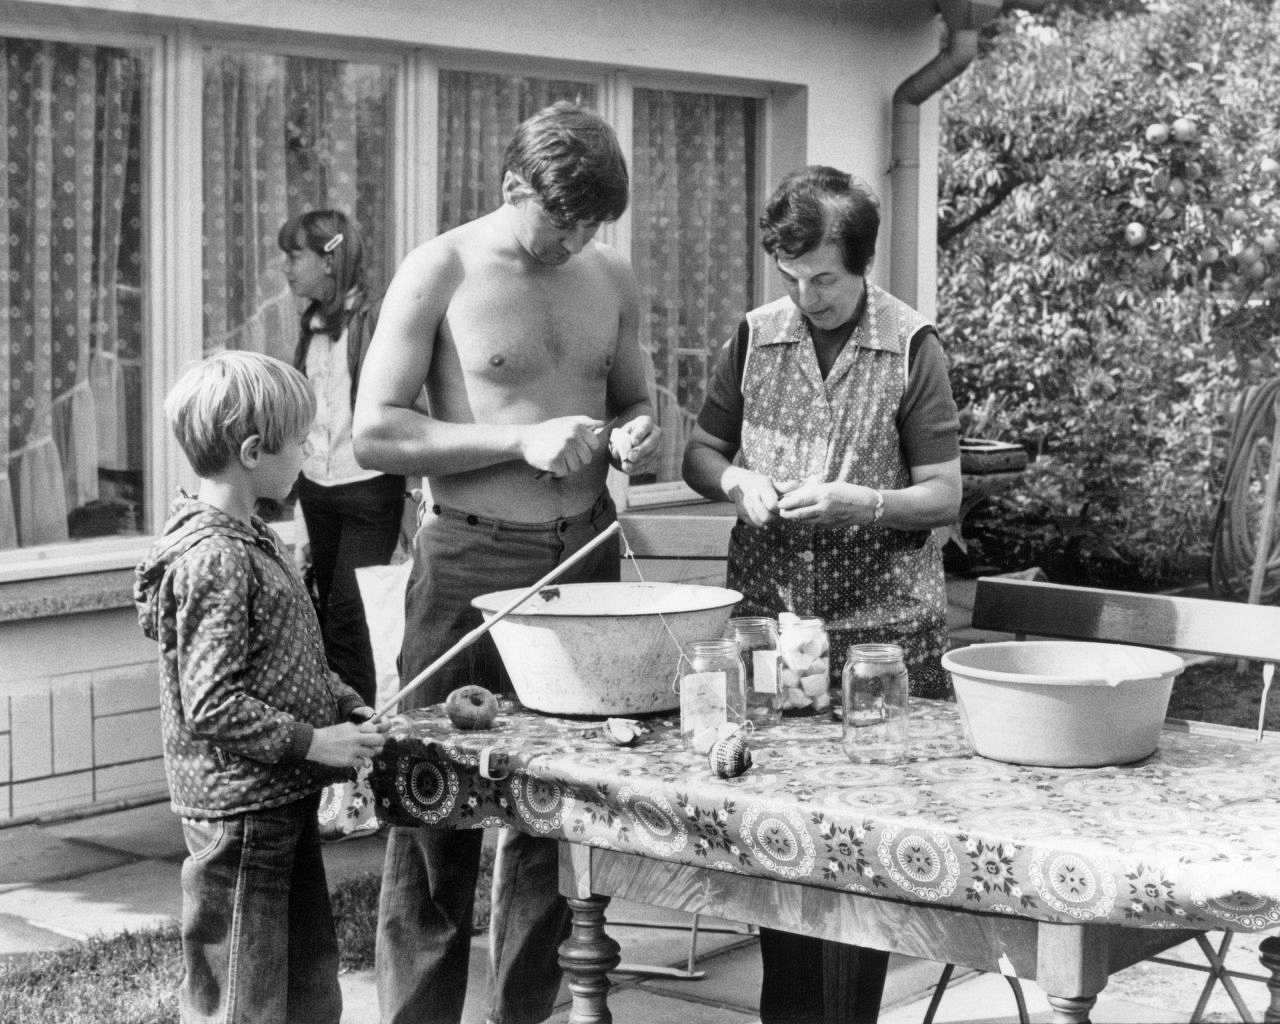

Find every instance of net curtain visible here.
[201,52,393,360]
[437,71,596,233]
[631,89,754,483]
[0,40,141,549]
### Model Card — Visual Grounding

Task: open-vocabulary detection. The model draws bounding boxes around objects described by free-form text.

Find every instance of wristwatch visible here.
[870,490,885,523]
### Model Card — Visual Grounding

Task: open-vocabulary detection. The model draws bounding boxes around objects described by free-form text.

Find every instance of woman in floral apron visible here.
[683,166,961,1024]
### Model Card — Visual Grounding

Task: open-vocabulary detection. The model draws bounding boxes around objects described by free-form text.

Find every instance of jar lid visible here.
[847,642,904,662]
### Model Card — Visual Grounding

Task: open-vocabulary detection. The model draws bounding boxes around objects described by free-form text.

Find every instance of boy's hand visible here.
[306,719,389,769]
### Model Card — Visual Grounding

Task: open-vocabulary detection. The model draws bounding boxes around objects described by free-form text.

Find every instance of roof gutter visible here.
[889,0,1046,309]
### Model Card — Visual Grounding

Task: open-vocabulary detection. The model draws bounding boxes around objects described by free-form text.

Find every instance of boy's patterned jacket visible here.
[134,496,364,818]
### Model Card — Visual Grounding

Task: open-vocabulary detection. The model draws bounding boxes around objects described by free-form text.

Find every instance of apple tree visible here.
[938,0,1280,587]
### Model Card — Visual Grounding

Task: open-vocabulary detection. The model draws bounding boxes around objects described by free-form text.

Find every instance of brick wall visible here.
[0,607,165,823]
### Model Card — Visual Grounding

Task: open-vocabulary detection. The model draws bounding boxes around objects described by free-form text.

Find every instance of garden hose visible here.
[1210,378,1280,603]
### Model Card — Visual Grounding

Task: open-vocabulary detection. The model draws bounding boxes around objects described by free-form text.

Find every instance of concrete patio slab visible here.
[44,799,184,861]
[0,822,133,890]
[0,858,180,942]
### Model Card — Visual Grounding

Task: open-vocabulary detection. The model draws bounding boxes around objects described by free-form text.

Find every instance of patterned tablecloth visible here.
[370,700,1280,934]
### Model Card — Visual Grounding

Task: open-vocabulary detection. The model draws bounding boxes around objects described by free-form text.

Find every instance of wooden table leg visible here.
[558,893,622,1024]
[1261,934,1280,1023]
[1045,993,1096,1023]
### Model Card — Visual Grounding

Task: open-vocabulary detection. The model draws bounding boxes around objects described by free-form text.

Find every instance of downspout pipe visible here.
[889,0,1045,308]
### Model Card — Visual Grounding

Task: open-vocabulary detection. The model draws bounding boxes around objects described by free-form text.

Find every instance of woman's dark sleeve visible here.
[694,319,751,445]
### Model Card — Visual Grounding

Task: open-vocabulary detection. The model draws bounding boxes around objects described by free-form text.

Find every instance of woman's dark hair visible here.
[760,166,879,276]
[277,209,366,337]
[503,101,629,225]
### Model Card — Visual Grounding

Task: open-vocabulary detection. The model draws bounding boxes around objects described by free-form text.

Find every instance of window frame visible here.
[0,16,795,581]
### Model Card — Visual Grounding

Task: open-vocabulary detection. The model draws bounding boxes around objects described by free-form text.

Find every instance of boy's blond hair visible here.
[165,350,316,477]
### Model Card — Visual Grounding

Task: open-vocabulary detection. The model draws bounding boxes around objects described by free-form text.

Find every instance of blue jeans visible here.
[179,792,341,1024]
[297,472,405,705]
[377,494,618,1024]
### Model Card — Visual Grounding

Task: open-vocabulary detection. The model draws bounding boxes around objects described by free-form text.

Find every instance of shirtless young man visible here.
[352,102,659,1024]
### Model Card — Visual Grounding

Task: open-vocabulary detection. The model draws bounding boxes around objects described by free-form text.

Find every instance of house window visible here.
[0,36,149,550]
[437,70,597,232]
[201,48,397,363]
[630,88,759,487]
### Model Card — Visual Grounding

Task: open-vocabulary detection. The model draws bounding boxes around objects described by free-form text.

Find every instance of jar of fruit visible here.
[724,616,783,727]
[777,613,830,715]
[679,639,748,754]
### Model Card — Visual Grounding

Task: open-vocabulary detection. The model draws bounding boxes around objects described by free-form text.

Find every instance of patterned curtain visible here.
[201,51,394,360]
[631,89,756,483]
[0,39,145,549]
[437,71,597,232]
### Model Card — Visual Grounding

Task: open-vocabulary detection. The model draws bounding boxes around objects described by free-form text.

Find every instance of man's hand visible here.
[725,467,782,527]
[306,719,389,769]
[609,415,661,475]
[521,415,608,478]
[776,478,879,528]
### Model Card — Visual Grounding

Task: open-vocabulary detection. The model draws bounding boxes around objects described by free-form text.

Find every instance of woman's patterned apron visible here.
[726,285,950,698]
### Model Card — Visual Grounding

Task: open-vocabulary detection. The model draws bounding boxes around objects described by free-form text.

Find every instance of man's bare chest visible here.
[443,275,619,383]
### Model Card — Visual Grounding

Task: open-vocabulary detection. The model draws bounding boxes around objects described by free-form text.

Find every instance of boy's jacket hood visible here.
[133,497,262,641]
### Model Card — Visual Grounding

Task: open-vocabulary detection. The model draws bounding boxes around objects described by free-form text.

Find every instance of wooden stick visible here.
[371,520,622,720]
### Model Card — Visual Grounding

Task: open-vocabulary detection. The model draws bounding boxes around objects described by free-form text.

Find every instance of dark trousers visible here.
[178,792,340,1024]
[760,930,889,1024]
[377,494,619,1024]
[297,472,404,705]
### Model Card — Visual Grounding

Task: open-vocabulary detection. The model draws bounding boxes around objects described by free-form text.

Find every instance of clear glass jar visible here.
[777,614,831,716]
[841,643,910,764]
[725,616,783,727]
[679,639,747,754]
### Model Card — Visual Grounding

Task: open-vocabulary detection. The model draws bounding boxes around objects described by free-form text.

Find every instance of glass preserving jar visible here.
[725,616,783,727]
[679,639,748,754]
[777,613,831,716]
[841,643,910,764]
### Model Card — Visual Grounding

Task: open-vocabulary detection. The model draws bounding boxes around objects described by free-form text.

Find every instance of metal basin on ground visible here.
[471,582,742,717]
[941,640,1185,767]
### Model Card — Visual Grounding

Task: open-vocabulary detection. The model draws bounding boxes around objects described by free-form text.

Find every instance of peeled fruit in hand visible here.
[444,685,500,730]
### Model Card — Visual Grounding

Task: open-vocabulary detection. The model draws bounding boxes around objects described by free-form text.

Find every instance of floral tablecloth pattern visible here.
[369,700,1280,933]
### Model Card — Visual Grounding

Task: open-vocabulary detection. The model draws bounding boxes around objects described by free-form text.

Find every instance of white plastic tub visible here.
[472,582,741,717]
[941,641,1185,767]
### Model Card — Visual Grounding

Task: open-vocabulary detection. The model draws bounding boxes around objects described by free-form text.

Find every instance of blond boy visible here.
[134,350,388,1024]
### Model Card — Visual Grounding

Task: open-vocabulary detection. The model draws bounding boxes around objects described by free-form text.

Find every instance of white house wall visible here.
[0,0,944,822]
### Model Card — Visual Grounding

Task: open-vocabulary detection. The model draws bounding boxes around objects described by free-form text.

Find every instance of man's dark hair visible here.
[760,166,879,276]
[503,101,629,225]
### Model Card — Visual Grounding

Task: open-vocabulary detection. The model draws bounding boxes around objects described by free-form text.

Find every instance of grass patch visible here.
[0,842,496,1023]
[0,926,183,1024]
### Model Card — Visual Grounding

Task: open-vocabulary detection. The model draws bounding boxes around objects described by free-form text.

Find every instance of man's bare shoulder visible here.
[591,240,640,297]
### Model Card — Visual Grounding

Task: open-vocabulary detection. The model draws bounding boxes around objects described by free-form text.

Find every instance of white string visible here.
[617,521,692,690]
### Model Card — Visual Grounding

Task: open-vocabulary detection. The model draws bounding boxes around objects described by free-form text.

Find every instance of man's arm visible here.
[601,255,660,474]
[352,242,603,479]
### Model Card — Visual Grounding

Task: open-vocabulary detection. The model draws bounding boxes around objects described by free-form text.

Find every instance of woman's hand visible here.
[776,478,880,528]
[724,467,782,527]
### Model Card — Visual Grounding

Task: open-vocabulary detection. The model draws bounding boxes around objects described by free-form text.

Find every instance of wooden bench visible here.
[970,575,1277,739]
[958,574,1280,1023]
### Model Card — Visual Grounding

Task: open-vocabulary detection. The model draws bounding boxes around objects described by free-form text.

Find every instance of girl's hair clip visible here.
[323,233,344,253]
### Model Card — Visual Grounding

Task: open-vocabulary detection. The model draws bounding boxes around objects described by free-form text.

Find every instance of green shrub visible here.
[941,0,1280,588]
